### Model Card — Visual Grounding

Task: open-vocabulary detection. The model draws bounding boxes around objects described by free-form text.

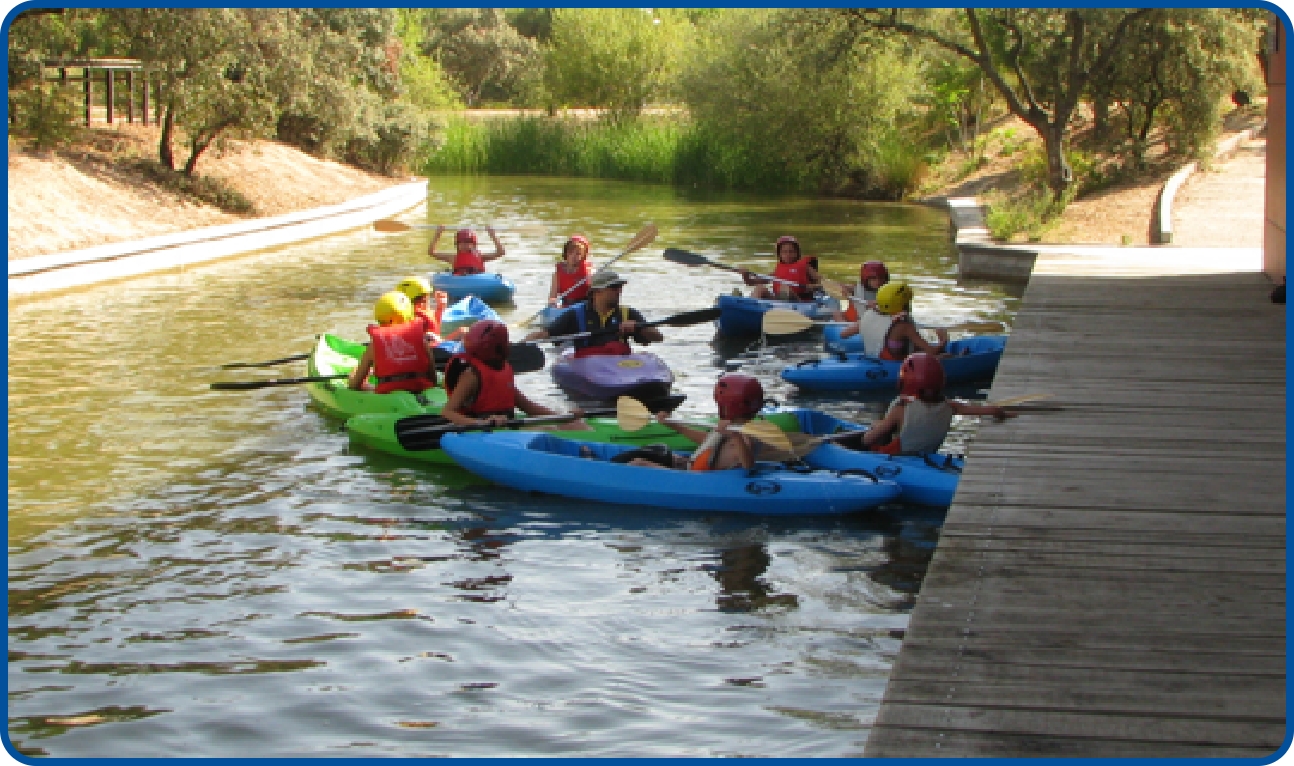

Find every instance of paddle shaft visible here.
[540,307,720,344]
[396,407,617,441]
[211,374,348,390]
[517,223,659,327]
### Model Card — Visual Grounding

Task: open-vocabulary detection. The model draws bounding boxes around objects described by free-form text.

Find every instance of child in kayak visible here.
[348,291,437,394]
[743,236,821,301]
[858,353,1012,455]
[395,276,456,346]
[441,321,589,430]
[614,374,761,471]
[546,234,593,307]
[429,226,505,275]
[838,281,948,360]
[833,260,889,321]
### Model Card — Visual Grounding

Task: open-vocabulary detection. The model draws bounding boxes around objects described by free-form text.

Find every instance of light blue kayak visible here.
[431,272,517,304]
[439,295,501,335]
[761,408,964,507]
[715,293,837,337]
[439,431,902,515]
[781,336,1008,392]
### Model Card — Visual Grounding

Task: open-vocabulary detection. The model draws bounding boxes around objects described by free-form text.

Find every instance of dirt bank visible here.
[7,123,407,261]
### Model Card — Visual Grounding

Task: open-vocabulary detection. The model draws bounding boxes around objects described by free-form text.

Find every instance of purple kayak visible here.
[550,352,675,403]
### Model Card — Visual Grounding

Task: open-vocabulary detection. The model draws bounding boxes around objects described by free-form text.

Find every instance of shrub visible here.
[10,84,82,150]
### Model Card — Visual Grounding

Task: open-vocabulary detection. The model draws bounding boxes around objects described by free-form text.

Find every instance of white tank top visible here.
[857,309,894,357]
[894,398,954,454]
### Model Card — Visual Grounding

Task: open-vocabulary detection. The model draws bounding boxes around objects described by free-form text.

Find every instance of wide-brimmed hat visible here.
[589,270,628,289]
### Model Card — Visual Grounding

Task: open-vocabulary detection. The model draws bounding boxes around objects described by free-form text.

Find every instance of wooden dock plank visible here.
[863,255,1286,757]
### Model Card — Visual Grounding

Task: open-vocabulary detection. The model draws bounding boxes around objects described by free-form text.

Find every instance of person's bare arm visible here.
[428,225,453,264]
[441,368,501,426]
[348,347,375,390]
[949,399,1014,421]
[861,404,904,448]
[480,226,505,261]
[514,388,560,418]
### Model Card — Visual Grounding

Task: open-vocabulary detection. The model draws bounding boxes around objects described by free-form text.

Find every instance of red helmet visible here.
[899,353,946,402]
[714,373,765,420]
[567,234,590,253]
[456,229,478,247]
[464,320,510,365]
[775,235,801,261]
[860,261,889,284]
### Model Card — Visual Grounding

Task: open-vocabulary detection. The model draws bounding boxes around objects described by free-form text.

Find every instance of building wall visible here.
[1265,19,1286,282]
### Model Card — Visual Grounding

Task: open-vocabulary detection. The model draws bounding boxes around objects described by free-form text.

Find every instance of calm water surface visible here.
[8,176,1020,757]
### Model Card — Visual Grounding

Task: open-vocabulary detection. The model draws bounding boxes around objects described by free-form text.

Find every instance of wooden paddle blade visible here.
[988,393,1052,407]
[760,309,816,336]
[623,222,659,254]
[654,307,722,327]
[818,278,848,301]
[220,352,311,370]
[210,374,348,390]
[736,420,797,455]
[373,219,413,233]
[617,396,652,431]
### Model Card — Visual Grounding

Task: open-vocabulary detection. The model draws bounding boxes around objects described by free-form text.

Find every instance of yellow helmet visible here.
[374,291,414,325]
[395,276,432,301]
[875,281,914,315]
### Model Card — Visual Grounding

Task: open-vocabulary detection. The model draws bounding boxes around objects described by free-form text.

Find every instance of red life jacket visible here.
[414,305,441,335]
[773,259,814,300]
[446,356,516,416]
[453,249,486,275]
[555,261,592,305]
[366,319,435,394]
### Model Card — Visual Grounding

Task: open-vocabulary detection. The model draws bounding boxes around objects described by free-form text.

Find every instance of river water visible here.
[8,176,1020,757]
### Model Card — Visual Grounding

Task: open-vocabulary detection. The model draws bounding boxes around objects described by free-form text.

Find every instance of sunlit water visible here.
[8,176,1021,756]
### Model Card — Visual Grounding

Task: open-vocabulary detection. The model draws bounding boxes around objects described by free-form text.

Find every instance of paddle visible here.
[540,306,721,344]
[211,374,348,390]
[662,248,802,289]
[761,309,1006,336]
[515,223,660,328]
[373,220,548,235]
[221,342,546,374]
[392,407,618,452]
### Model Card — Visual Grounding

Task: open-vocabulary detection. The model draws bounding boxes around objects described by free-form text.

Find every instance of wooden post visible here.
[141,71,149,126]
[105,68,114,124]
[126,70,134,123]
[83,68,92,126]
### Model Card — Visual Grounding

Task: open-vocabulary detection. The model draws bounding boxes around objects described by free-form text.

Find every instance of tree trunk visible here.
[159,102,176,170]
[1042,123,1072,201]
[184,133,211,176]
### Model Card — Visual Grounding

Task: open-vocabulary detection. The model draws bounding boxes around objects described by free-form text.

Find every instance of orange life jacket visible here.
[366,319,435,394]
[452,249,486,275]
[446,355,516,417]
[555,261,592,305]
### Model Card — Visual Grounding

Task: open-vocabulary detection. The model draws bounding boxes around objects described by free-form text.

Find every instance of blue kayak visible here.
[780,335,1008,392]
[821,322,861,353]
[761,408,964,507]
[536,306,571,331]
[439,431,902,515]
[431,272,517,304]
[716,293,837,337]
[550,351,674,402]
[439,295,501,336]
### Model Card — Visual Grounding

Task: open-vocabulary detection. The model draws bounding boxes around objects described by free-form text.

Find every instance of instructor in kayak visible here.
[524,270,663,357]
[429,226,505,275]
[441,320,589,430]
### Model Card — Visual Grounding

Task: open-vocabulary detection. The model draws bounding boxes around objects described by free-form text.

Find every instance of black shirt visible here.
[546,299,649,350]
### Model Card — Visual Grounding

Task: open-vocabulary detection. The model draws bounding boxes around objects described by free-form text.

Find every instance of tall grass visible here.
[419,115,927,197]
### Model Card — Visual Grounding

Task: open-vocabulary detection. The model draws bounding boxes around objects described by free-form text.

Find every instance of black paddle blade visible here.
[662,248,712,267]
[210,374,348,390]
[220,352,312,370]
[394,415,454,451]
[638,393,686,413]
[653,307,721,327]
[432,343,545,374]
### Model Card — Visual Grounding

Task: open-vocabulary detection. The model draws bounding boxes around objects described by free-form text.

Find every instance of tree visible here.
[544,8,676,118]
[844,8,1154,199]
[418,8,538,106]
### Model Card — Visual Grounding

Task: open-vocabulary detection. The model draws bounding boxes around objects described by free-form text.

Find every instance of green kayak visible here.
[305,333,447,420]
[346,411,700,465]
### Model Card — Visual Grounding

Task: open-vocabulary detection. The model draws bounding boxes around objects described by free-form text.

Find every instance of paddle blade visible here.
[737,420,797,456]
[761,308,816,336]
[819,278,848,301]
[662,248,716,268]
[617,396,653,431]
[373,219,413,233]
[656,307,722,327]
[622,222,659,255]
[508,342,546,374]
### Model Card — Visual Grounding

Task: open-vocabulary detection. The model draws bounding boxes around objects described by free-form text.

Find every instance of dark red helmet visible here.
[899,353,946,402]
[456,229,478,247]
[774,235,801,261]
[566,234,590,255]
[714,373,765,420]
[860,261,889,284]
[464,320,510,365]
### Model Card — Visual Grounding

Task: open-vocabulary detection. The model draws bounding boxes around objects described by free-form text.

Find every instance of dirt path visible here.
[8,124,406,261]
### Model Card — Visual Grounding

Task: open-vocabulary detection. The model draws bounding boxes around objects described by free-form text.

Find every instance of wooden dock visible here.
[865,247,1286,757]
